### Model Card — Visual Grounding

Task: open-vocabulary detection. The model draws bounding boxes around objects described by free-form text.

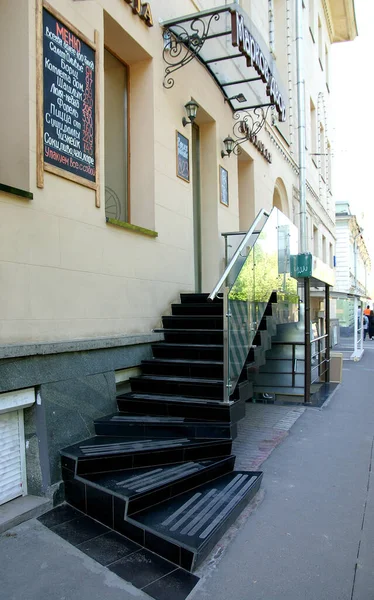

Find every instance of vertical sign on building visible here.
[36,2,100,206]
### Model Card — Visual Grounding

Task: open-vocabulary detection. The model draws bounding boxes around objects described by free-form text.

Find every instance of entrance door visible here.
[192,123,202,292]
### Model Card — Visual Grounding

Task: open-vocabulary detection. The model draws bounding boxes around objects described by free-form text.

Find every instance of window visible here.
[322,235,326,263]
[309,0,315,41]
[313,226,319,256]
[329,243,334,268]
[310,99,317,166]
[104,48,129,222]
[306,215,310,251]
[320,123,326,182]
[318,16,323,69]
[325,45,330,91]
[327,140,332,192]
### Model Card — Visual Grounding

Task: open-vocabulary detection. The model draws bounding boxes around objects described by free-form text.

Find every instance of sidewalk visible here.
[191,347,374,600]
[1,350,374,600]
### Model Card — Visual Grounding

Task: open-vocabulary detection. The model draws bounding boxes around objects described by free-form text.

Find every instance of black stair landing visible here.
[75,456,235,518]
[94,414,236,440]
[127,470,263,571]
[61,436,233,476]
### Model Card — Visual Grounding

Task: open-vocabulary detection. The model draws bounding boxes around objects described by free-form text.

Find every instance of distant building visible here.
[333,201,371,335]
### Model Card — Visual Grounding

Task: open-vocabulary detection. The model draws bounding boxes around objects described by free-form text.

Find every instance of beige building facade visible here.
[0,0,356,503]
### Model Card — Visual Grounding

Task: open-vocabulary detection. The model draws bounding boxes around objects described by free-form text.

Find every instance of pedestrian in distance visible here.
[369,310,374,340]
[363,313,369,340]
[364,304,371,316]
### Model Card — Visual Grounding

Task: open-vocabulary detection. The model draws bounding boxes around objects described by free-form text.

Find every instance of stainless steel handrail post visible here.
[223,287,231,404]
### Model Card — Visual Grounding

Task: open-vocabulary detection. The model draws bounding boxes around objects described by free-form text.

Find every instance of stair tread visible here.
[62,436,228,459]
[254,385,304,395]
[78,457,234,500]
[164,317,222,322]
[154,328,224,333]
[142,359,223,366]
[173,303,222,307]
[128,470,262,553]
[132,375,223,384]
[152,342,223,348]
[96,413,230,426]
[118,392,231,406]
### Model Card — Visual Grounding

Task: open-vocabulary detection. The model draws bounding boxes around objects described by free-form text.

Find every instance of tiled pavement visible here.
[233,403,305,471]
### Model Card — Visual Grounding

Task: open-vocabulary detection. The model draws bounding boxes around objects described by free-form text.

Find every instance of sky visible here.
[330,0,374,282]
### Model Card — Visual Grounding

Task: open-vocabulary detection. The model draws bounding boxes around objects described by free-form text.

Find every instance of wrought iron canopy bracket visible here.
[223,104,275,157]
[162,12,223,90]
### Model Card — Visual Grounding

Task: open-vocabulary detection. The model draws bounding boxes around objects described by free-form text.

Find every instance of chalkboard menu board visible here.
[176,131,189,182]
[42,8,96,183]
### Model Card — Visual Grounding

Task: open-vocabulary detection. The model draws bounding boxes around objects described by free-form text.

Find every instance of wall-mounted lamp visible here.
[221,135,236,158]
[182,100,199,127]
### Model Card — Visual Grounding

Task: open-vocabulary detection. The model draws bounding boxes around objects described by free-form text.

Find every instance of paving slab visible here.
[0,495,52,534]
[0,519,150,600]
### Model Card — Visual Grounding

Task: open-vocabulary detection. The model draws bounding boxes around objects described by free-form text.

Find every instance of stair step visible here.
[156,328,271,348]
[141,358,223,379]
[253,385,304,396]
[260,358,305,374]
[155,329,224,345]
[266,345,305,359]
[94,414,236,440]
[61,436,233,475]
[252,373,304,387]
[162,316,223,330]
[117,393,245,423]
[151,342,223,361]
[180,293,223,304]
[172,303,223,316]
[75,456,235,517]
[130,375,224,400]
[127,470,263,570]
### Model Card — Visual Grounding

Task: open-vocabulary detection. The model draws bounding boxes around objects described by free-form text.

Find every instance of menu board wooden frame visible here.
[36,0,100,207]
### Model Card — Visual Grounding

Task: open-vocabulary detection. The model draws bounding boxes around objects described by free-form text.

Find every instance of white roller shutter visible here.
[0,411,23,505]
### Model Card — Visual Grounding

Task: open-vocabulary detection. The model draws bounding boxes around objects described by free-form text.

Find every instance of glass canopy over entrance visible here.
[161,3,287,125]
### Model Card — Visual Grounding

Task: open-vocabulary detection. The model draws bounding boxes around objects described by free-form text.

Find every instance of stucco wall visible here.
[0,0,338,345]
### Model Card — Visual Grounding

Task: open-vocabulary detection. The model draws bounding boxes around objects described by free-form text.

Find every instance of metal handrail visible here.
[221,230,262,237]
[208,208,270,301]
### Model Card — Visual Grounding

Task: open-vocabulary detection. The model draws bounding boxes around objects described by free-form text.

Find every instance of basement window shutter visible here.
[0,411,23,505]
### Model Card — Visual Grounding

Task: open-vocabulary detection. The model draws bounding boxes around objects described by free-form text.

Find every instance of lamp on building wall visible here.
[182,100,199,127]
[221,135,236,158]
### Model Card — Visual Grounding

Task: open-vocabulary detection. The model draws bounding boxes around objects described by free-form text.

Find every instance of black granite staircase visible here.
[61,293,264,571]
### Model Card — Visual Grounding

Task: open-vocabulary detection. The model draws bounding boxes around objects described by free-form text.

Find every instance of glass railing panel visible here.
[222,232,259,288]
[223,232,260,266]
[226,208,299,397]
